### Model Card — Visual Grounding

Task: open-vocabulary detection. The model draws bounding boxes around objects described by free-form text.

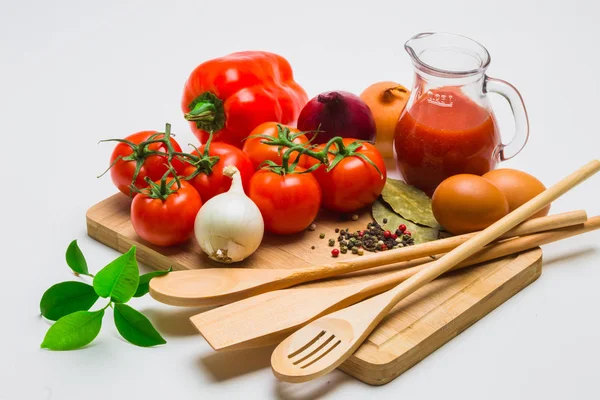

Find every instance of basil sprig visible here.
[40,240,170,350]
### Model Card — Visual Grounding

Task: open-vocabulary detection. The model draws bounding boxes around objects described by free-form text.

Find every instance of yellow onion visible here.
[360,82,410,158]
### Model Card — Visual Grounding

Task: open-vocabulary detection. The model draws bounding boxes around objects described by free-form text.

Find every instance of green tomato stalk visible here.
[249,124,383,176]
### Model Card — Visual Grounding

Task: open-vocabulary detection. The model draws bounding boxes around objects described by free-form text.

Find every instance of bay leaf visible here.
[381,179,441,230]
[372,199,439,244]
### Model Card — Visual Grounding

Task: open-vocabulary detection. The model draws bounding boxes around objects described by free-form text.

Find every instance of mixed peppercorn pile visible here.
[319,220,415,257]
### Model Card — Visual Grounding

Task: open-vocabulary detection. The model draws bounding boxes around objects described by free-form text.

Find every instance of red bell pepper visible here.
[181,51,308,148]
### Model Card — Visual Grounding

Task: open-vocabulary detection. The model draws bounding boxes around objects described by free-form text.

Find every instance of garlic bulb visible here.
[194,165,264,263]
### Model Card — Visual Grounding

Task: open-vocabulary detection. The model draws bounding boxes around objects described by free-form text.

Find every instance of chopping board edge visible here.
[339,248,543,385]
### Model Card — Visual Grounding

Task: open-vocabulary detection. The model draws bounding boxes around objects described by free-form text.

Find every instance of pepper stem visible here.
[184,101,216,122]
[184,91,225,132]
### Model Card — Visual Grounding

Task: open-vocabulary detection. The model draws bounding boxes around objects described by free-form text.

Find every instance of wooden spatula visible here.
[191,216,598,351]
[150,211,586,306]
[271,160,600,383]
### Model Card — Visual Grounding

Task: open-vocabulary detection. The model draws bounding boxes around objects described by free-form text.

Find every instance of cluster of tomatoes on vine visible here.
[100,121,387,244]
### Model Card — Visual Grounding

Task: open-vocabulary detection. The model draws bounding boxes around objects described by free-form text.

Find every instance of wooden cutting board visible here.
[87,193,543,385]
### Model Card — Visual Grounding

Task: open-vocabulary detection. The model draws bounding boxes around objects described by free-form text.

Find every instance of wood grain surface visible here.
[87,193,543,385]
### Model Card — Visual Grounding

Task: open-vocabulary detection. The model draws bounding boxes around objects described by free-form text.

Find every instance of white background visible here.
[2,0,599,399]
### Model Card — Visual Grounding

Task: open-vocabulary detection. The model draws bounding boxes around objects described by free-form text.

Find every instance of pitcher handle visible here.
[484,76,530,161]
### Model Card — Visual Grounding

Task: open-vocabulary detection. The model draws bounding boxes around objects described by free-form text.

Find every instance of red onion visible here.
[297,91,376,144]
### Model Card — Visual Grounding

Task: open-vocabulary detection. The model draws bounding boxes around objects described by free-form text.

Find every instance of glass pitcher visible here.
[394,32,529,196]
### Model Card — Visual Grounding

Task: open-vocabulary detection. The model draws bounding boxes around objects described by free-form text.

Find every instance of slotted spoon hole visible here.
[287,330,326,359]
[300,339,342,369]
[292,334,335,366]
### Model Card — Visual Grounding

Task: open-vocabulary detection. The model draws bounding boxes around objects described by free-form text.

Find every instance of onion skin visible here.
[297,91,376,144]
[360,81,410,158]
[194,166,264,263]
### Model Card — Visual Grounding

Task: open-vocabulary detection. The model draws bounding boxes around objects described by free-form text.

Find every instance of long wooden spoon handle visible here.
[294,210,587,282]
[361,215,600,296]
[149,210,587,307]
[382,159,600,313]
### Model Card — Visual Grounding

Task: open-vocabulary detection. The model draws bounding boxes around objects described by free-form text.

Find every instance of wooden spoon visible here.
[271,160,600,383]
[150,210,586,306]
[191,216,599,351]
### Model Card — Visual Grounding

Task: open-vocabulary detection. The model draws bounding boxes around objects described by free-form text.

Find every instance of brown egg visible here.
[432,174,509,235]
[482,169,550,219]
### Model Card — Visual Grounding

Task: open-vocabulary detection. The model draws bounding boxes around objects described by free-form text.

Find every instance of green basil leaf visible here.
[40,309,104,351]
[93,246,139,303]
[40,281,99,321]
[65,240,89,275]
[134,267,172,298]
[113,304,166,347]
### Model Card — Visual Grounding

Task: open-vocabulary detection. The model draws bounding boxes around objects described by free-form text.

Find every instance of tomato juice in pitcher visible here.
[394,33,529,196]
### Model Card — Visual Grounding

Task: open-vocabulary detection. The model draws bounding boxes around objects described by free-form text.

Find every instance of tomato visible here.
[131,179,202,246]
[109,128,185,196]
[182,142,254,202]
[306,139,386,212]
[242,122,310,170]
[249,168,321,234]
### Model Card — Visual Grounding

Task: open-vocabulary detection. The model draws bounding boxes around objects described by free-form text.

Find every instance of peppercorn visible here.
[331,248,339,257]
[327,218,417,255]
[311,245,315,250]
[319,233,325,239]
[357,248,364,256]
[404,231,412,237]
[382,218,388,224]
[351,214,359,221]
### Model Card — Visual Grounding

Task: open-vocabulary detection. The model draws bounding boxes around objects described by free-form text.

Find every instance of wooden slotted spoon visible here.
[192,216,598,351]
[149,211,586,307]
[271,160,600,383]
